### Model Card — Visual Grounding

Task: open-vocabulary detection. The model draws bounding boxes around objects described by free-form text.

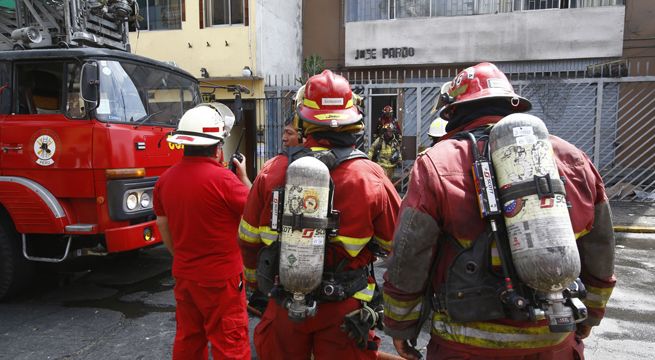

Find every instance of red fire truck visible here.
[0,0,201,299]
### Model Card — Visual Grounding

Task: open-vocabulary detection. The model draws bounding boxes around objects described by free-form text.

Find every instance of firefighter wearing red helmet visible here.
[383,62,616,359]
[239,70,400,359]
[153,103,253,359]
[376,105,401,141]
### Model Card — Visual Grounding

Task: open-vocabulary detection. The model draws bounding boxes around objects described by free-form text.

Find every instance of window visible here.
[345,0,623,21]
[66,63,86,119]
[396,0,430,18]
[205,0,245,26]
[15,63,64,115]
[95,60,199,127]
[523,0,559,10]
[14,62,86,118]
[346,0,390,22]
[132,0,182,31]
[0,62,10,115]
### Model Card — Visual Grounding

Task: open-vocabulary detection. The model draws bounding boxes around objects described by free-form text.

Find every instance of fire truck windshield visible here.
[95,60,199,127]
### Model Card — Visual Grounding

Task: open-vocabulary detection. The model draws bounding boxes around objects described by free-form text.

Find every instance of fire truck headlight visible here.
[140,192,151,208]
[126,192,139,210]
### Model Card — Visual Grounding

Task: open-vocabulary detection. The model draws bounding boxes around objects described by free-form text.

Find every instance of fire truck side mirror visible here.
[81,62,99,112]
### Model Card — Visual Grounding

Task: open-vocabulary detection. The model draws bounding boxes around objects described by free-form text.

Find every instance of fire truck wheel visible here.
[0,219,34,301]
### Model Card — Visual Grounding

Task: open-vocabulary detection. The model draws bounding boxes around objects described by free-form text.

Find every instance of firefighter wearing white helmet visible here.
[239,70,401,359]
[427,117,448,146]
[168,102,235,146]
[384,62,615,360]
[154,102,253,360]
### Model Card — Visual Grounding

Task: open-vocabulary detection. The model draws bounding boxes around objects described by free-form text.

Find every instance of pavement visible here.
[610,201,655,233]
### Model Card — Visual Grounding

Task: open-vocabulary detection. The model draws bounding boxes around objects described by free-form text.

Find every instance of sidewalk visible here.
[610,201,655,233]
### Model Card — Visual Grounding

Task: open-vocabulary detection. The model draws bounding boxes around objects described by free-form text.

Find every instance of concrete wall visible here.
[302,0,343,69]
[256,0,303,76]
[345,6,625,67]
[128,1,257,82]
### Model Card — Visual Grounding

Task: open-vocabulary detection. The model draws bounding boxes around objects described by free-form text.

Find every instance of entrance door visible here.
[1,61,95,201]
[369,95,398,143]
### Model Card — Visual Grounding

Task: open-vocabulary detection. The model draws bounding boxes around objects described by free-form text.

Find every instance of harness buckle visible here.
[534,174,555,199]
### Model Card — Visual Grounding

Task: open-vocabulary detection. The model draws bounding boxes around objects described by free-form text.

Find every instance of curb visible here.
[613,225,655,234]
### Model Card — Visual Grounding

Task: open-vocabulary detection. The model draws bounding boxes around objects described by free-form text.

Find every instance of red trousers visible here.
[254,297,379,360]
[426,333,584,360]
[173,275,251,360]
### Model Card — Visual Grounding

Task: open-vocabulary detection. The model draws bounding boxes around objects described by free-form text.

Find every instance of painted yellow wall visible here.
[128,0,260,97]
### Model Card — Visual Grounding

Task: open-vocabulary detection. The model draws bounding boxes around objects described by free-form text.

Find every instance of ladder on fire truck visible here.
[0,0,135,51]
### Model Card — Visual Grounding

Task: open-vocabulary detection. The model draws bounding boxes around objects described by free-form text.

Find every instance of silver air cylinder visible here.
[279,156,330,320]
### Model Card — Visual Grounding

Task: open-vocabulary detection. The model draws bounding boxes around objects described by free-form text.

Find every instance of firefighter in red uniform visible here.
[154,102,253,360]
[376,105,401,140]
[239,70,401,360]
[383,63,616,360]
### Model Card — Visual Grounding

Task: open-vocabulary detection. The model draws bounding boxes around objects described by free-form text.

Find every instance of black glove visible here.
[248,289,269,315]
[340,304,384,349]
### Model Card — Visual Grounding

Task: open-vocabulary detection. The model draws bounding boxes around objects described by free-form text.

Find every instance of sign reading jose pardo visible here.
[354,47,415,61]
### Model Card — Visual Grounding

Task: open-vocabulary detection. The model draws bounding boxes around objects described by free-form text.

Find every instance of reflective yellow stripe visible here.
[331,235,370,257]
[584,285,613,308]
[303,98,320,109]
[243,267,257,283]
[458,239,472,248]
[315,113,349,121]
[310,147,329,151]
[431,313,568,349]
[346,99,353,108]
[373,235,391,252]
[259,226,279,245]
[575,229,590,239]
[383,293,422,321]
[491,245,501,266]
[353,282,375,302]
[239,219,261,244]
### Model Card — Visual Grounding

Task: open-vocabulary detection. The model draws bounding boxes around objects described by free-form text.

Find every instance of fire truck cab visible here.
[0,47,200,299]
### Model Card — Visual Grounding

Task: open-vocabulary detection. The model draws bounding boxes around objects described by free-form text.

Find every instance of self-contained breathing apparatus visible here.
[434,114,588,333]
[256,146,384,346]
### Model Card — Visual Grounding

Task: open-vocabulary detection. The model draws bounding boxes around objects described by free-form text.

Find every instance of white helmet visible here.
[168,102,235,146]
[428,117,448,138]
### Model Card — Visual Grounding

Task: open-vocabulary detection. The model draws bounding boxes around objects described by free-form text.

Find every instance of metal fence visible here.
[259,62,655,202]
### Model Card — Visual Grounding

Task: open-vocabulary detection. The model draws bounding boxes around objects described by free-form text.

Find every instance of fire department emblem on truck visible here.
[33,135,56,166]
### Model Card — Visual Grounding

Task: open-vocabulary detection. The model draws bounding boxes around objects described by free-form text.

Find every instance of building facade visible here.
[129,0,302,178]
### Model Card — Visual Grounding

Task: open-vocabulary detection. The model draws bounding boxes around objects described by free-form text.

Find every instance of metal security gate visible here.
[261,66,655,202]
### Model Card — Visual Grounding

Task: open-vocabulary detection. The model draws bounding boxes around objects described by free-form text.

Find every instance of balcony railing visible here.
[346,0,624,22]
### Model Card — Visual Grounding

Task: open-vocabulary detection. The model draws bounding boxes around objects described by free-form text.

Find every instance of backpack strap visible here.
[285,146,367,170]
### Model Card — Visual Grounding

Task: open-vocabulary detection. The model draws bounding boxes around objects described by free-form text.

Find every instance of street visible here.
[0,232,653,360]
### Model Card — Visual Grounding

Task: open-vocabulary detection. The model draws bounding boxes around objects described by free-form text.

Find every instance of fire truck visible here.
[0,0,201,299]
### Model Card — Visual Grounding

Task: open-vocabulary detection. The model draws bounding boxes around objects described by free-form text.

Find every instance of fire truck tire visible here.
[0,218,34,301]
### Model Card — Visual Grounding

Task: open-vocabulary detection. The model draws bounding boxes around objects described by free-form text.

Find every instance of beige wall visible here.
[128,0,262,97]
[302,0,343,70]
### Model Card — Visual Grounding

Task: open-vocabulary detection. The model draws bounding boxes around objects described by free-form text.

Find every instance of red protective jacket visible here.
[383,116,616,356]
[238,136,401,299]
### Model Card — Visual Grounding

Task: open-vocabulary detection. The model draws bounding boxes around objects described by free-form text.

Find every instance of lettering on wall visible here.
[354,47,415,61]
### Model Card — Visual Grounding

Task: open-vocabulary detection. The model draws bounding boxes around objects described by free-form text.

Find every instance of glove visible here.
[390,150,400,164]
[248,289,269,315]
[340,304,383,349]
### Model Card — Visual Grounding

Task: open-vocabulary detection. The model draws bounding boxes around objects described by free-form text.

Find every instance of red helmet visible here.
[383,105,393,114]
[439,62,531,121]
[297,70,362,128]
